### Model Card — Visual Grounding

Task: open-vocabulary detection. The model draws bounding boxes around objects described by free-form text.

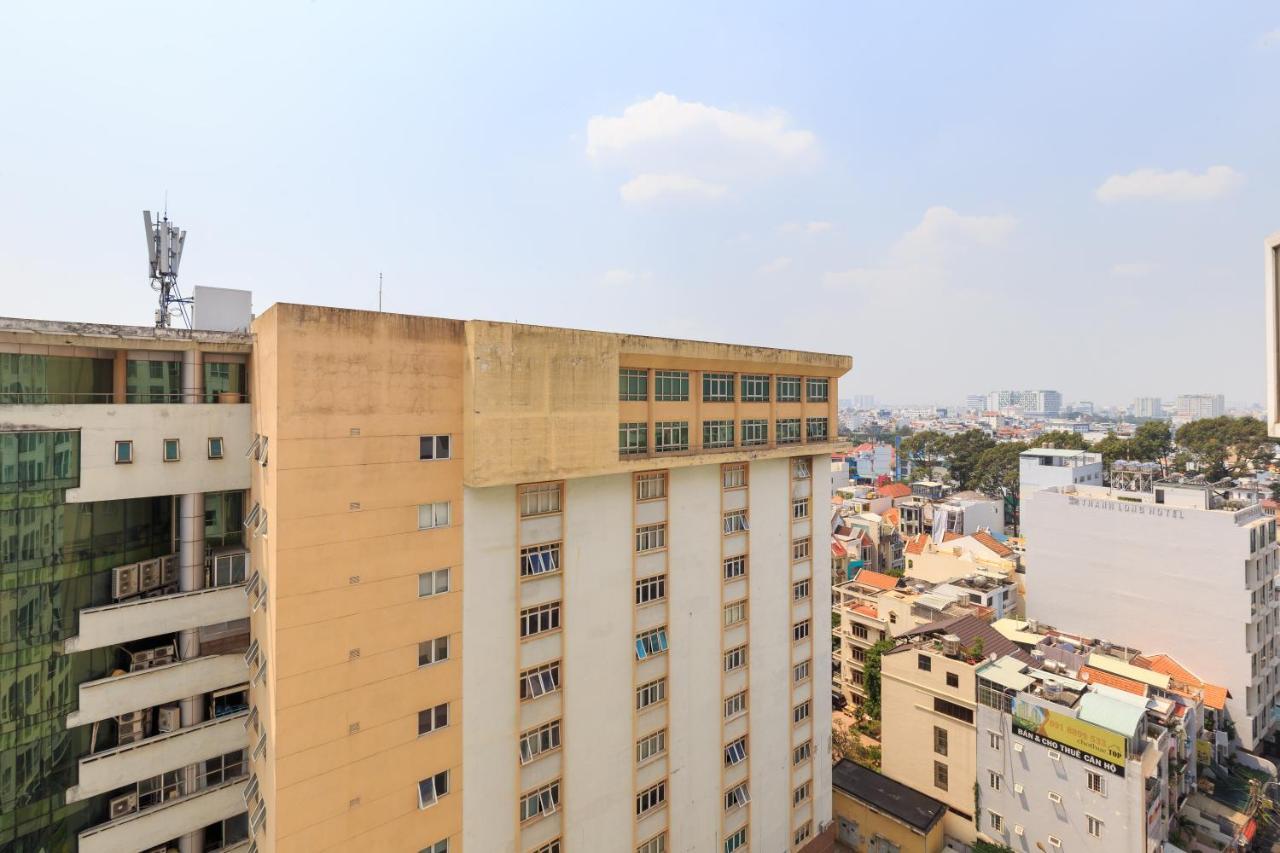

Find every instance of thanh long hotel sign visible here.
[1066,495,1186,520]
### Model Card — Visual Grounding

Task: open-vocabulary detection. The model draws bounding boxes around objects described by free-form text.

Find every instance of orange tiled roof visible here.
[972,530,1013,558]
[905,534,929,555]
[831,541,848,558]
[1134,654,1230,711]
[942,531,962,543]
[1078,665,1148,697]
[877,483,912,499]
[851,604,879,619]
[882,508,901,528]
[854,569,899,591]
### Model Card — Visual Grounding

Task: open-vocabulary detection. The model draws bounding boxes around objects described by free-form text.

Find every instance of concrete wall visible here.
[0,402,251,502]
[1022,487,1275,748]
[832,788,943,852]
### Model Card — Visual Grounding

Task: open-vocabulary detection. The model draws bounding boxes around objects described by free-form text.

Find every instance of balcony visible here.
[68,655,249,727]
[77,778,246,853]
[67,711,249,803]
[64,585,248,654]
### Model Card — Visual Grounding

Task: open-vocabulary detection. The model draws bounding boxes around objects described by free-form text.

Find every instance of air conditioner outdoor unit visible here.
[1013,783,1024,795]
[140,559,162,591]
[1014,825,1025,837]
[1013,742,1024,753]
[157,705,180,733]
[109,791,138,818]
[117,717,147,745]
[160,555,178,586]
[1048,791,1063,803]
[112,565,139,599]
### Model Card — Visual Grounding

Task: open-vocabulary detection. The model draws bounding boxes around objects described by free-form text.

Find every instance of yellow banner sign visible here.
[1012,699,1128,777]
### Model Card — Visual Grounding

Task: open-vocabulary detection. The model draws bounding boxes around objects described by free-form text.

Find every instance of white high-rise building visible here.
[1131,397,1163,419]
[1020,454,1279,750]
[1175,393,1224,422]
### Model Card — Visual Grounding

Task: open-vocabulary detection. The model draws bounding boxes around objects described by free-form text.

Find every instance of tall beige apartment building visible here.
[246,305,851,852]
[0,301,848,853]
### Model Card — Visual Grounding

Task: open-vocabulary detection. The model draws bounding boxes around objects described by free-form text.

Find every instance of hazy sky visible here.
[2,3,1278,406]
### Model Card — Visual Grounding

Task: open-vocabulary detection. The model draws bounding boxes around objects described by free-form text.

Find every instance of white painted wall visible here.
[809,454,834,836]
[1022,487,1276,748]
[0,403,251,502]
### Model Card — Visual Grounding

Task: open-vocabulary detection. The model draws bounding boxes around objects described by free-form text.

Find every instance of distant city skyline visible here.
[1,3,1278,404]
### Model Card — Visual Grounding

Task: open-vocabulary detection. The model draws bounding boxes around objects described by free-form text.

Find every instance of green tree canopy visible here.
[972,441,1028,496]
[1175,416,1272,479]
[862,637,897,720]
[1030,430,1088,450]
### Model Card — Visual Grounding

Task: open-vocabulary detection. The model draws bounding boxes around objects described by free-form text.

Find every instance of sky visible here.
[2,3,1278,407]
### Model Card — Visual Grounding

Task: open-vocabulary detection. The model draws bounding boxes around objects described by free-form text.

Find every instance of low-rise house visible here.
[832,759,947,853]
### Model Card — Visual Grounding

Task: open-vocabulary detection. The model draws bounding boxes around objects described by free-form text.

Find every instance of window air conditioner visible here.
[109,791,138,818]
[1048,791,1063,803]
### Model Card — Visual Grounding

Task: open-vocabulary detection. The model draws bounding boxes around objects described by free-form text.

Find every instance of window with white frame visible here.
[806,377,829,402]
[529,841,560,853]
[723,509,749,534]
[655,421,689,453]
[793,457,811,478]
[806,417,829,441]
[989,770,1002,791]
[418,501,451,530]
[636,729,666,764]
[792,620,809,642]
[207,436,224,459]
[163,438,180,462]
[619,368,648,401]
[635,627,669,660]
[417,770,449,809]
[637,834,666,853]
[654,370,689,401]
[419,435,451,460]
[724,737,747,766]
[722,462,747,489]
[793,659,811,683]
[1087,770,1106,795]
[636,574,666,605]
[520,780,560,822]
[989,731,1003,750]
[418,636,449,666]
[418,703,449,735]
[619,422,648,455]
[724,599,747,626]
[740,374,770,402]
[724,644,747,672]
[724,689,747,719]
[793,700,811,724]
[520,602,561,638]
[636,677,666,710]
[636,780,666,816]
[777,375,801,402]
[703,372,735,402]
[519,720,561,764]
[419,567,451,597]
[724,827,747,853]
[519,661,561,701]
[989,811,1003,831]
[741,418,767,446]
[725,782,750,811]
[792,496,809,519]
[113,439,133,464]
[636,522,667,552]
[1087,815,1103,838]
[520,482,562,517]
[635,471,667,500]
[793,578,810,601]
[793,780,811,806]
[792,536,811,561]
[703,419,734,449]
[794,822,812,846]
[422,839,449,853]
[723,555,746,580]
[793,740,811,765]
[520,542,561,577]
[776,418,801,444]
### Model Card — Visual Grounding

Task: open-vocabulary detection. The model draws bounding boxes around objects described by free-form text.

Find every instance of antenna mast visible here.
[143,210,191,328]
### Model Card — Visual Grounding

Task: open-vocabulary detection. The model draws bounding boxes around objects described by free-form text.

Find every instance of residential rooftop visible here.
[832,759,947,834]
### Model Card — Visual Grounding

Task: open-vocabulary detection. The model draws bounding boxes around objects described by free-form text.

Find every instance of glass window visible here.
[653,370,689,401]
[115,440,133,464]
[725,827,748,853]
[723,509,749,534]
[776,376,801,402]
[203,361,247,403]
[619,368,648,401]
[636,574,666,604]
[208,437,224,459]
[0,352,113,403]
[519,720,561,764]
[418,501,451,529]
[520,543,561,577]
[722,463,747,489]
[418,703,449,735]
[419,567,451,596]
[520,482,562,516]
[703,372,734,402]
[703,419,734,449]
[418,636,450,666]
[635,523,667,552]
[724,737,747,766]
[740,374,770,402]
[637,729,667,764]
[417,770,449,808]
[654,421,689,453]
[724,644,747,671]
[126,359,182,403]
[806,377,829,402]
[520,602,561,638]
[520,781,560,822]
[741,418,767,446]
[420,435,451,460]
[520,661,561,700]
[637,781,667,816]
[724,599,747,626]
[635,471,666,500]
[619,422,648,455]
[637,834,666,853]
[635,627,669,659]
[636,677,666,709]
[806,417,829,441]
[777,418,801,444]
[163,438,180,462]
[723,555,746,580]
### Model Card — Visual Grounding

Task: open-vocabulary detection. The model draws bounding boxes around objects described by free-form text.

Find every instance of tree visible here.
[1030,430,1087,450]
[945,430,997,490]
[1128,420,1172,469]
[900,430,949,477]
[862,638,897,720]
[1176,416,1271,479]
[1091,432,1130,470]
[972,442,1028,497]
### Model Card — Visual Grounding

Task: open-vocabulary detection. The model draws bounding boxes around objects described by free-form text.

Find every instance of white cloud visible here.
[619,173,727,204]
[757,257,792,275]
[587,93,816,202]
[1095,166,1242,203]
[600,268,652,287]
[780,220,833,234]
[1110,262,1154,277]
[823,206,1016,301]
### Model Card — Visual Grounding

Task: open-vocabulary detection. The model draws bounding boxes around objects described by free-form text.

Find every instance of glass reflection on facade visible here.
[0,430,173,850]
[125,359,182,404]
[203,362,247,403]
[0,354,113,404]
